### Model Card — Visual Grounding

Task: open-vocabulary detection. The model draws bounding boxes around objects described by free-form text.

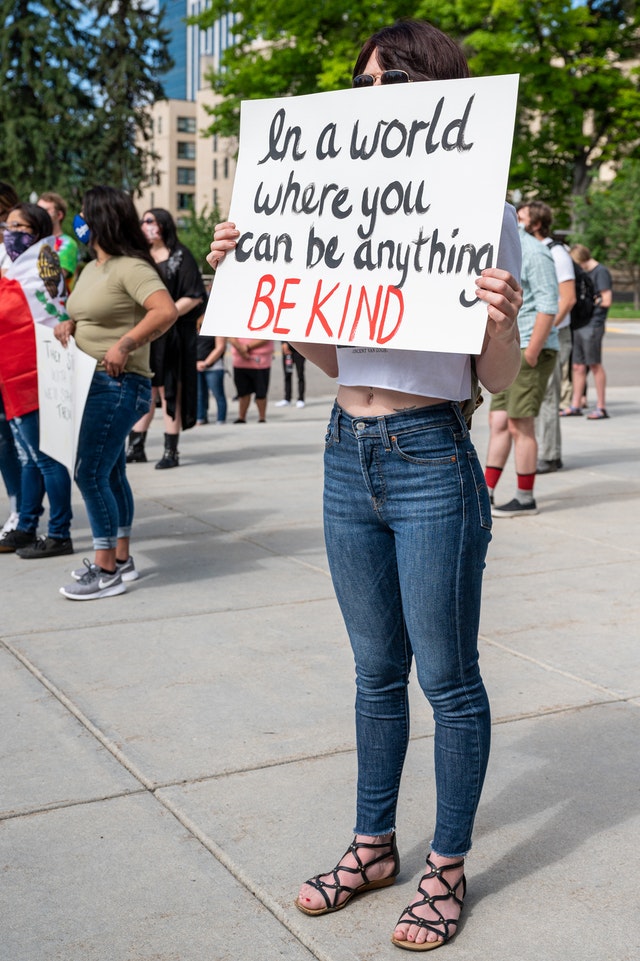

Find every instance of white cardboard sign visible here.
[35,325,96,475]
[202,74,519,354]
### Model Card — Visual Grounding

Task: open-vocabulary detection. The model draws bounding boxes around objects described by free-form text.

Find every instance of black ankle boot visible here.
[155,433,179,469]
[126,431,147,463]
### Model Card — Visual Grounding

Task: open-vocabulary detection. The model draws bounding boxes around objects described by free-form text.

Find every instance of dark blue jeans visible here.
[196,368,227,423]
[0,392,21,508]
[75,371,151,550]
[10,409,72,538]
[323,401,492,857]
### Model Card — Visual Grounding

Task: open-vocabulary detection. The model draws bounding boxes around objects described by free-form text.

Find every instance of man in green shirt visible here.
[37,191,79,291]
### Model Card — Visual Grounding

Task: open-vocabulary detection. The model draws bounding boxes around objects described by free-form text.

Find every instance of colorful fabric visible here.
[53,233,79,280]
[0,237,68,420]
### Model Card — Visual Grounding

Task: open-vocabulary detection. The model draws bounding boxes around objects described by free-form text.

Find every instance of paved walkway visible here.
[1,361,639,961]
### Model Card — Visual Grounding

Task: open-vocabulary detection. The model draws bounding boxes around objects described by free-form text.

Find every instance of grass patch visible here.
[608,302,640,319]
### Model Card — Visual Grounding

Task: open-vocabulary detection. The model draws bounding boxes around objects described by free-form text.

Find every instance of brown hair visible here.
[39,191,68,219]
[353,20,470,83]
[0,181,19,219]
[570,243,591,264]
[526,201,553,238]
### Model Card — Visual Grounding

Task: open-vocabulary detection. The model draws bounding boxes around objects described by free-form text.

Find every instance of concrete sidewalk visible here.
[1,365,639,961]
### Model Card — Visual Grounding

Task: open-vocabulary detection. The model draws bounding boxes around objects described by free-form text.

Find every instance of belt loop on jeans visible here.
[452,401,469,437]
[377,415,392,451]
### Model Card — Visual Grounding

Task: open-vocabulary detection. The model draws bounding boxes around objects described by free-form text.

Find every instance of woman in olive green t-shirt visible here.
[54,186,177,601]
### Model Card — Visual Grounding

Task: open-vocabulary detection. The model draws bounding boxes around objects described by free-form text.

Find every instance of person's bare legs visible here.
[131,387,159,434]
[95,547,117,572]
[591,362,607,410]
[570,364,587,411]
[486,410,511,468]
[116,535,131,565]
[255,396,267,421]
[161,385,181,437]
[237,395,250,421]
[392,853,465,947]
[510,415,537,474]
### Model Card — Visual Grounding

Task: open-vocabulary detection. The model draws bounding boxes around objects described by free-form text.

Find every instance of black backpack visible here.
[549,241,596,330]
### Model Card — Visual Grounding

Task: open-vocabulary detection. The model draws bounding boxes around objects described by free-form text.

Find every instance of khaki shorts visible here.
[490,348,558,418]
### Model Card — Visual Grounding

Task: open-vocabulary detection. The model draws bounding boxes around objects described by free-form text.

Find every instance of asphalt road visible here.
[602,319,640,387]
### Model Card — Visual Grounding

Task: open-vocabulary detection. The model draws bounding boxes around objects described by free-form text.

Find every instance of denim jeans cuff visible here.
[93,537,118,550]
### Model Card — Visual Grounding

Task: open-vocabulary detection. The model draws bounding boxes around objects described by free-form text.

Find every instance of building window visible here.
[157,116,162,135]
[177,142,196,160]
[177,193,194,211]
[177,167,196,186]
[212,135,218,151]
[223,158,229,179]
[177,116,196,134]
[213,188,219,208]
[213,159,218,179]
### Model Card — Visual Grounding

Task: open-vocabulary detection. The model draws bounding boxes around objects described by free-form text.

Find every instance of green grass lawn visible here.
[608,302,640,319]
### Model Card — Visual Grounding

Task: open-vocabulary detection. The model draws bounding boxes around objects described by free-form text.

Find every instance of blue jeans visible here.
[10,409,72,538]
[0,392,22,507]
[323,401,492,857]
[196,368,227,422]
[75,372,151,550]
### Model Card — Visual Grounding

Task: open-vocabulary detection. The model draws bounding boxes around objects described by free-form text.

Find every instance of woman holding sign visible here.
[208,19,522,952]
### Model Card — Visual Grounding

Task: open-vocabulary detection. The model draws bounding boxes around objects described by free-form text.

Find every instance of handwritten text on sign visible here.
[202,75,518,354]
[35,325,96,474]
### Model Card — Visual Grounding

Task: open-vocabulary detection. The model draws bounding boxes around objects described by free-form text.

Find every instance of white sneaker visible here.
[296,400,305,408]
[275,399,290,407]
[1,511,19,535]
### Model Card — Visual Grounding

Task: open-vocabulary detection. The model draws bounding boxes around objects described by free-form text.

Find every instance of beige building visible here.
[137,83,237,226]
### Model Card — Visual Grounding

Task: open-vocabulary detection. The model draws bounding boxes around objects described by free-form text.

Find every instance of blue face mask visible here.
[73,214,91,244]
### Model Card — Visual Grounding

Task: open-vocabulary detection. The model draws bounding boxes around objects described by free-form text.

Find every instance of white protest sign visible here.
[35,325,96,474]
[202,74,519,354]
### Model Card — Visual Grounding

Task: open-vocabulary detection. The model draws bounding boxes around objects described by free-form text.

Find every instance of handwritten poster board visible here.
[202,74,519,354]
[35,325,96,474]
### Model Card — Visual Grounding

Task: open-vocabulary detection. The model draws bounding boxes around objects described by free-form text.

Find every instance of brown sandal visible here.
[294,834,399,916]
[391,855,466,951]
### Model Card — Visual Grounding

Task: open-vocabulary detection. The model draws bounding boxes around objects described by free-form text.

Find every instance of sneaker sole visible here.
[59,582,127,600]
[491,506,539,517]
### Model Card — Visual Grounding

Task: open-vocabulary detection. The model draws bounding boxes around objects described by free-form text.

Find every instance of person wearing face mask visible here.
[0,203,74,557]
[54,186,178,599]
[125,209,206,468]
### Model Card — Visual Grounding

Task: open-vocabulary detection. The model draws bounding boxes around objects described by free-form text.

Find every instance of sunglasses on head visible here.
[352,69,410,88]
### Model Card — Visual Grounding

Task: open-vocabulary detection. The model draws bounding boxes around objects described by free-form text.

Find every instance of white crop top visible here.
[337,204,521,401]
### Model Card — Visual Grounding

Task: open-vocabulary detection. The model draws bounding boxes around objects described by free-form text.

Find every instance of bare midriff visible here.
[336,384,448,418]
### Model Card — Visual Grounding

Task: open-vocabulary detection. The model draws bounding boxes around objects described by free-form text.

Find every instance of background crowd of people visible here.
[0,181,314,581]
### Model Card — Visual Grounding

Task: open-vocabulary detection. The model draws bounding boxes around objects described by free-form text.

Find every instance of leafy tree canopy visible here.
[193,0,640,224]
[573,159,640,306]
[0,0,172,207]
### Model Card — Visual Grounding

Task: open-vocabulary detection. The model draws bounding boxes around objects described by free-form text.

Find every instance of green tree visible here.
[87,1,173,193]
[572,160,640,307]
[0,0,95,202]
[0,0,172,205]
[191,2,417,138]
[193,1,640,224]
[419,0,640,223]
[177,203,223,275]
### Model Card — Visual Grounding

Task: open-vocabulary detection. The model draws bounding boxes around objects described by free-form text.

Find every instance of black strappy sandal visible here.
[391,855,466,952]
[294,834,400,916]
